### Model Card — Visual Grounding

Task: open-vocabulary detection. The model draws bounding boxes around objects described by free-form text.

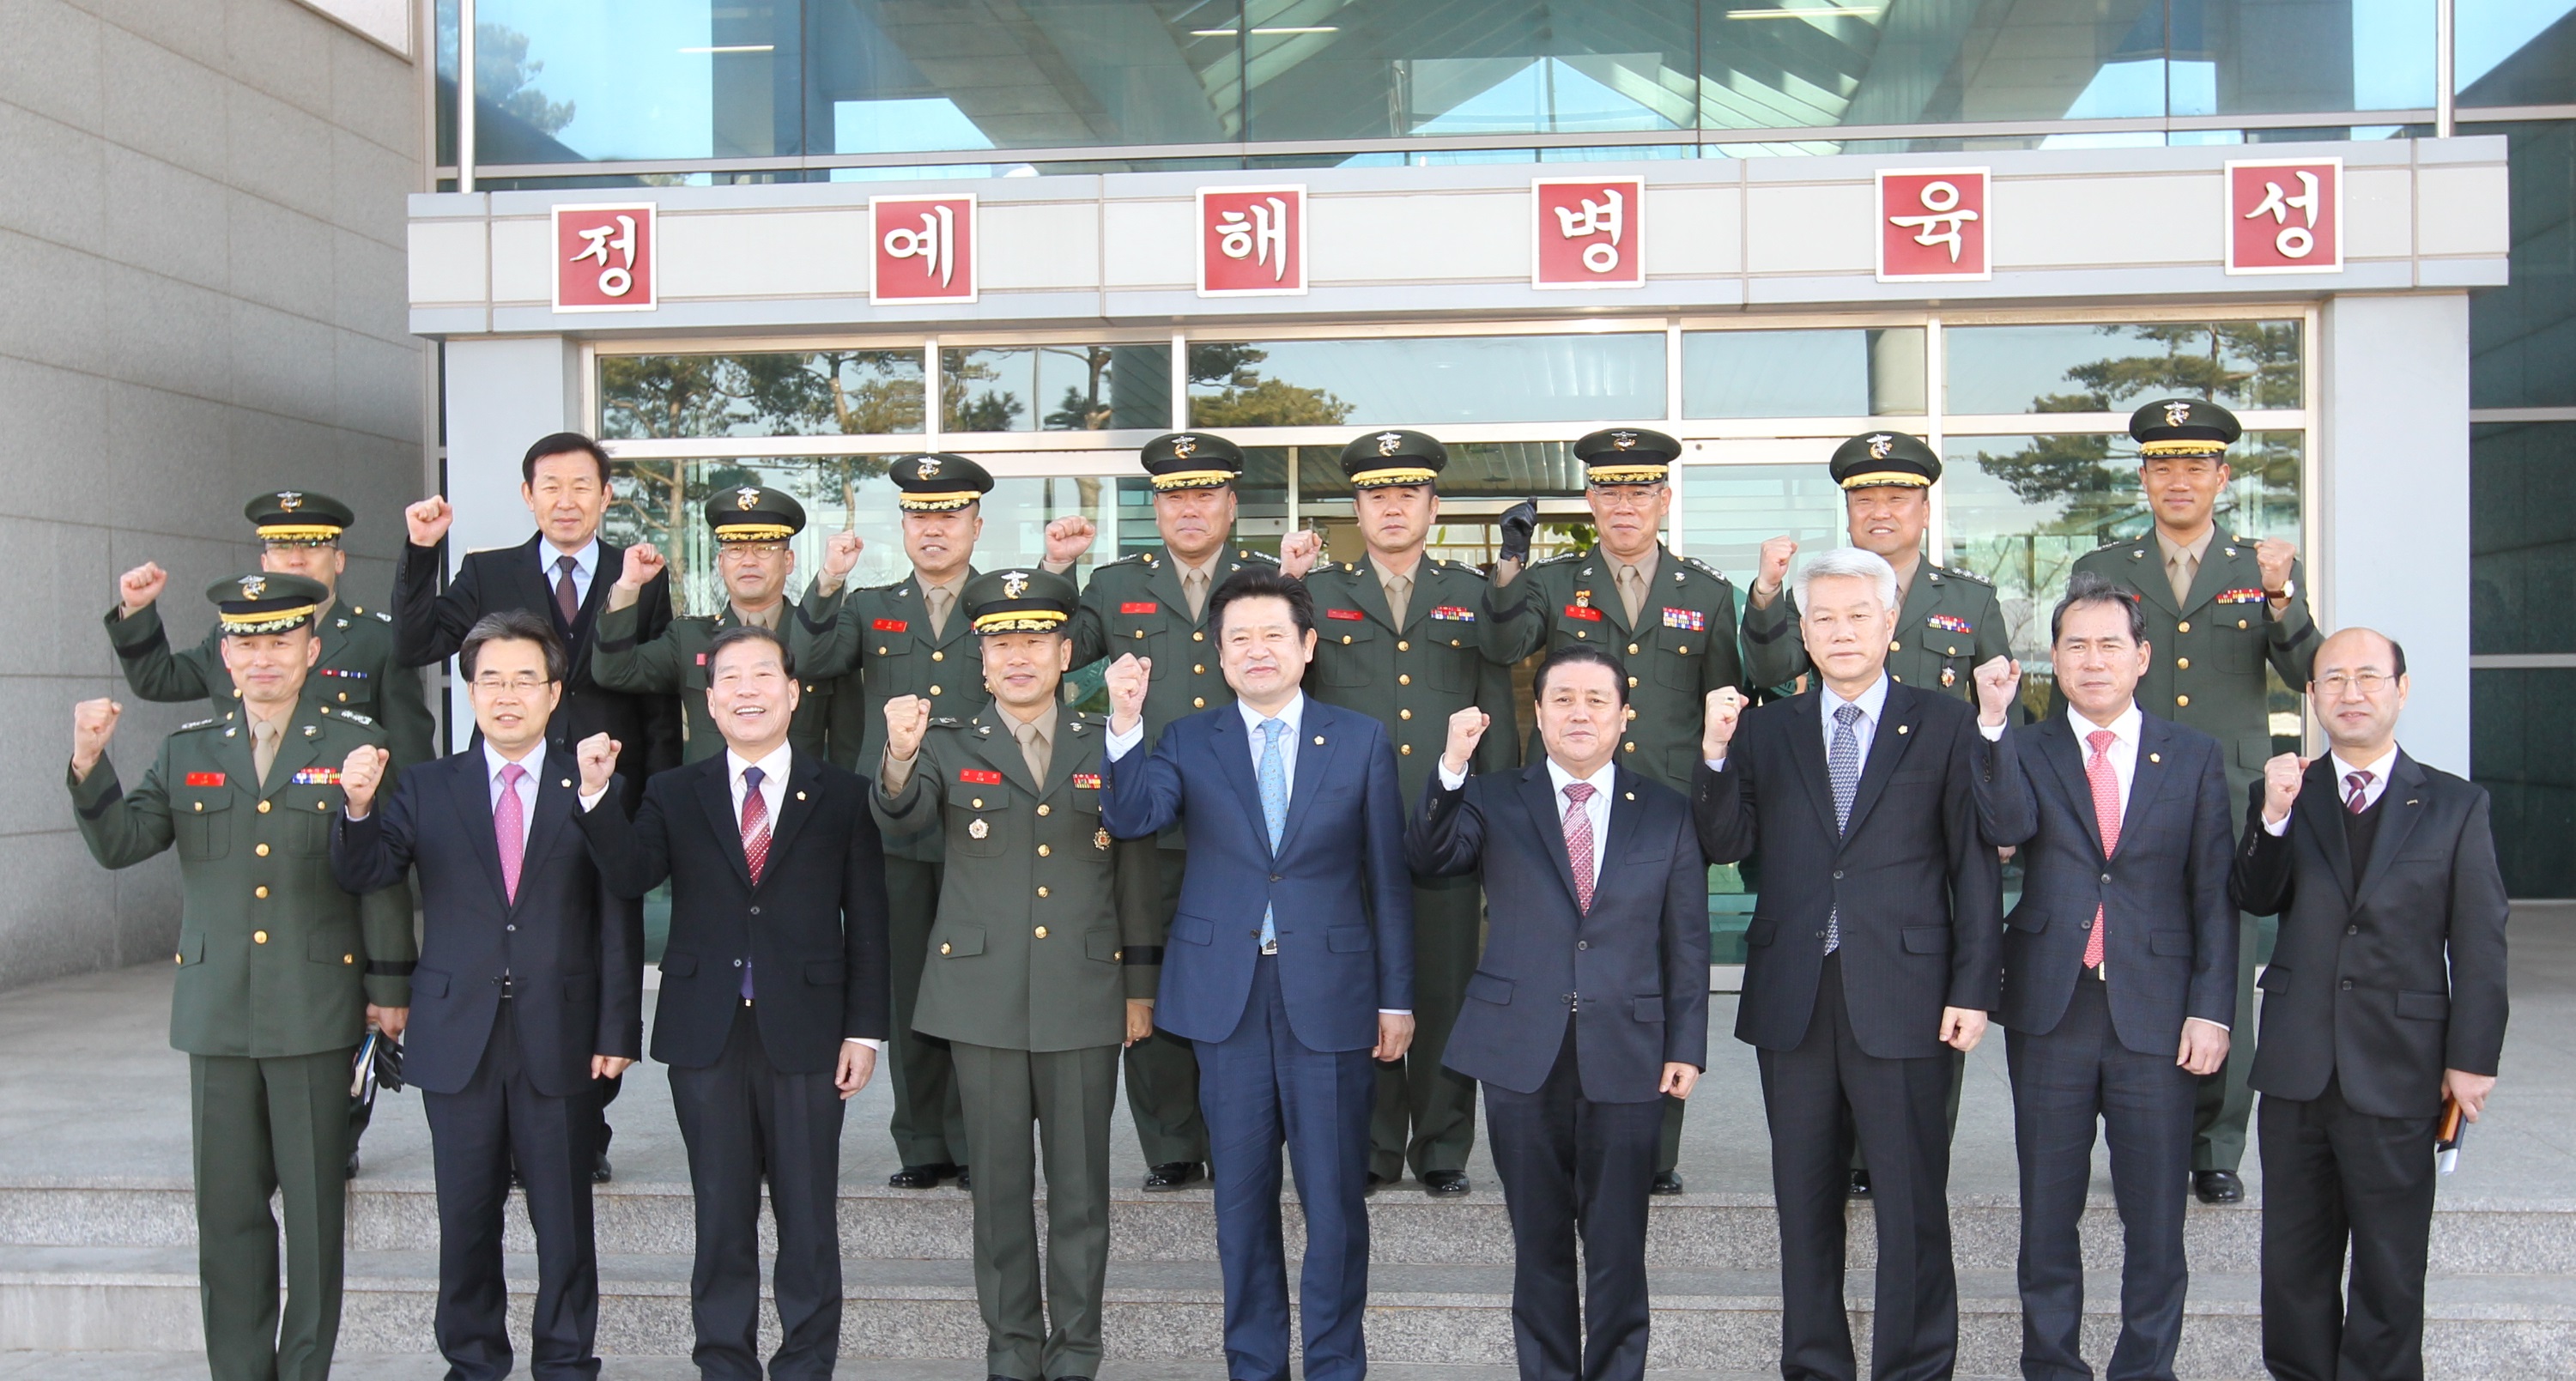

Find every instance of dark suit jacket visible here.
[1694,681,2003,1059]
[330,743,642,1097]
[2230,752,2509,1118]
[1099,697,1414,1053]
[1973,711,2236,1052]
[393,533,682,805]
[1408,760,1709,1102]
[575,752,891,1075]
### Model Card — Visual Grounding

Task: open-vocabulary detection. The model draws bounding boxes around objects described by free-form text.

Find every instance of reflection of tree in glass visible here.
[474,24,573,135]
[943,354,1021,433]
[1185,342,1353,428]
[606,458,761,591]
[1042,347,1120,431]
[601,353,922,439]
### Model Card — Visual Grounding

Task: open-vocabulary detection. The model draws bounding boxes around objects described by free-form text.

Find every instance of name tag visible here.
[958,768,1004,785]
[1120,601,1159,615]
[1562,604,1603,623]
[1925,613,1973,635]
[1661,607,1705,632]
[1072,772,1102,790]
[872,618,909,633]
[1431,605,1475,622]
[1326,608,1365,621]
[184,772,225,787]
[291,767,342,785]
[2219,587,2269,605]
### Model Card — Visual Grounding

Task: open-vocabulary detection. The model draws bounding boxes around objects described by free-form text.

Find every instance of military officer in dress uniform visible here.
[1484,426,1743,1194]
[68,572,415,1381]
[875,567,1155,1381]
[1038,431,1318,1190]
[106,490,436,773]
[1300,429,1520,1196]
[591,485,857,762]
[2069,397,2318,1204]
[796,453,996,1190]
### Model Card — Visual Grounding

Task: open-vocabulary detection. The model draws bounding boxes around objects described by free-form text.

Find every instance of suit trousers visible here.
[2191,913,2261,1172]
[424,996,603,1380]
[1122,840,1209,1166]
[667,1002,848,1381]
[2006,977,2194,1381]
[952,1041,1120,1380]
[2258,1079,2439,1381]
[1198,954,1378,1381]
[1755,952,1959,1381]
[886,854,968,1168]
[190,1046,355,1381]
[1482,1022,1664,1381]
[1371,871,1482,1180]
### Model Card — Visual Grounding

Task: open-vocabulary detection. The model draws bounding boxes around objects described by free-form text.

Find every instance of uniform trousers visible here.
[666,1002,848,1381]
[885,854,968,1167]
[1755,952,1959,1381]
[1482,1021,1664,1381]
[423,996,603,1380]
[1371,871,1482,1181]
[952,1040,1120,1380]
[1120,840,1209,1166]
[190,1045,355,1381]
[2006,976,2194,1381]
[2258,1078,2440,1381]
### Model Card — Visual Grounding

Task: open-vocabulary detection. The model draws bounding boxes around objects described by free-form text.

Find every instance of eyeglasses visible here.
[471,673,550,694]
[2313,671,2393,698]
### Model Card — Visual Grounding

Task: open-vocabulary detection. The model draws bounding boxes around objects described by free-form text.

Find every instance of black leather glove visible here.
[1498,499,1538,566]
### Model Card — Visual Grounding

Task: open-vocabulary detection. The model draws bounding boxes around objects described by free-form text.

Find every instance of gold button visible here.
[253,930,268,943]
[1397,640,1409,651]
[337,692,347,702]
[1035,925,1049,937]
[254,843,270,857]
[1115,950,1123,960]
[1678,645,1689,654]
[2238,619,2250,629]
[1575,630,1586,639]
[1399,708,1412,720]
[1036,887,1050,899]
[1193,697,1205,708]
[1036,804,1051,816]
[193,802,203,813]
[2176,694,2191,707]
[1623,742,1635,752]
[1038,844,1052,857]
[931,650,944,661]
[253,886,269,899]
[972,797,984,809]
[929,685,942,695]
[317,801,328,810]
[1193,631,1205,641]
[2177,621,2191,633]
[1194,663,1205,675]
[1628,675,1640,688]
[1398,674,1411,686]
[1400,744,1413,755]
[257,801,271,814]
[878,645,889,654]
[1891,640,1904,651]
[1342,635,1352,645]
[1628,643,1640,655]
[1134,629,1145,639]
[2175,657,2190,669]
[343,954,354,965]
[941,942,952,955]
[174,953,182,964]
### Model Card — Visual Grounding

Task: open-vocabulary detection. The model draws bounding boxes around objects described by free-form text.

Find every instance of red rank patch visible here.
[1562,604,1603,622]
[1326,609,1365,621]
[1120,601,1159,615]
[958,768,1004,785]
[184,772,225,787]
[872,618,909,632]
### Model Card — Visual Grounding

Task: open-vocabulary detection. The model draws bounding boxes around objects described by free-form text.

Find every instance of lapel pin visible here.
[1624,791,1635,800]
[561,779,573,788]
[2149,753,2161,763]
[1896,724,1909,735]
[1313,736,1325,745]
[796,791,807,801]
[2407,798,2419,806]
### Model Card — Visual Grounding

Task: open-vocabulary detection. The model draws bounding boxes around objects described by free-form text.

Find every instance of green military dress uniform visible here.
[2066,399,2320,1178]
[590,486,836,763]
[103,491,436,772]
[69,574,415,1381]
[1301,430,1522,1189]
[796,454,996,1182]
[873,570,1155,1381]
[1062,431,1277,1179]
[1485,428,1743,1179]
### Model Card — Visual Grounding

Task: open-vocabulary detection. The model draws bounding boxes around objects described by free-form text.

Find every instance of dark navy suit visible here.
[1100,694,1413,1381]
[332,742,642,1380]
[1972,709,2234,1381]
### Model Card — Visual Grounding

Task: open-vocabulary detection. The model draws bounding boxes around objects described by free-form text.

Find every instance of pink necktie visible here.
[741,765,772,886]
[1562,782,1598,913]
[495,763,527,903]
[2345,770,2374,814]
[2084,730,2122,969]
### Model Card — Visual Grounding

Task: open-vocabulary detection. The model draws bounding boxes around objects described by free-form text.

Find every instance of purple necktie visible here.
[495,763,527,904]
[554,554,580,626]
[740,766,770,1000]
[1562,782,1598,913]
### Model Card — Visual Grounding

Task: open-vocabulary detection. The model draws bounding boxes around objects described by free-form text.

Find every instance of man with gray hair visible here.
[1693,544,2002,1381]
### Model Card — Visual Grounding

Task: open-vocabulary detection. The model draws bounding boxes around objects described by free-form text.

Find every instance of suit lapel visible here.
[1600,766,1644,883]
[1209,711,1274,861]
[2294,757,2357,902]
[2036,717,2108,860]
[567,541,619,652]
[1049,713,1096,797]
[1836,681,1918,844]
[1274,703,1343,859]
[515,752,578,909]
[444,751,514,909]
[2122,715,2177,833]
[755,752,824,875]
[1516,763,1587,914]
[1784,692,1840,843]
[2353,753,2429,899]
[694,758,756,890]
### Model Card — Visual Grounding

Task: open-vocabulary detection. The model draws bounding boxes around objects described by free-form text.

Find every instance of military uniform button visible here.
[1397,674,1410,686]
[1036,804,1051,816]
[1038,844,1052,857]
[174,953,182,964]
[253,930,269,943]
[2238,619,2250,629]
[1193,697,1205,708]
[193,802,203,812]
[972,798,984,809]
[254,843,270,857]
[2177,621,2191,633]
[1400,744,1413,755]
[254,886,269,899]
[1194,663,1205,675]
[1397,640,1409,651]
[1341,635,1352,645]
[878,645,889,654]
[258,801,271,814]
[1115,950,1123,960]
[316,800,328,810]
[929,685,943,696]
[1398,708,1412,720]
[1623,742,1635,752]
[337,692,347,702]
[1133,630,1144,639]
[2175,657,2190,669]
[1628,643,1640,655]
[1035,887,1050,899]
[1677,645,1688,655]
[931,651,944,662]
[941,942,953,955]
[1891,640,1904,652]
[1627,676,1639,688]
[2175,694,2190,707]
[1192,630,1206,642]
[343,954,355,965]
[1035,925,1049,938]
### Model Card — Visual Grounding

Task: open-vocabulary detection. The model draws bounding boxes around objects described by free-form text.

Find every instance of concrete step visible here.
[9,1177,2575,1277]
[0,1356,1798,1381]
[8,1244,2573,1377]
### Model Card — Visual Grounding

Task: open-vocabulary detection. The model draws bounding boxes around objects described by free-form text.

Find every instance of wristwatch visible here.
[2267,578,2295,603]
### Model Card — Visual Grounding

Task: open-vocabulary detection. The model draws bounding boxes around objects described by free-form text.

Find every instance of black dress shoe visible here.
[2194,1169,2245,1204]
[956,1165,971,1190]
[591,1151,613,1184]
[1421,1170,1470,1196]
[1848,1169,1873,1199]
[344,1152,361,1181]
[1142,1160,1203,1191]
[1649,1170,1684,1196]
[888,1162,960,1190]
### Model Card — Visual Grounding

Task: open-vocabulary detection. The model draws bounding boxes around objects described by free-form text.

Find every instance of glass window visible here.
[2474,669,2576,897]
[2458,1,2576,107]
[1944,321,2301,416]
[1245,1,1697,142]
[2472,421,2576,657]
[1676,461,1846,590]
[1705,0,2160,130]
[436,0,459,167]
[2470,123,2576,410]
[600,352,926,439]
[807,1,1244,154]
[473,1,802,165]
[2189,0,2436,117]
[1682,328,1924,419]
[941,344,1173,433]
[1187,334,1667,427]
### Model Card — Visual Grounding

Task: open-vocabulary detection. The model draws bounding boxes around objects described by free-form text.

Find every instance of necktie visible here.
[1382,570,1412,627]
[739,765,771,999]
[2345,769,2375,814]
[2167,549,2197,609]
[1185,568,1210,622]
[555,554,581,626]
[1825,701,1864,953]
[1617,563,1646,625]
[1256,718,1288,952]
[495,763,528,904]
[2084,729,2122,969]
[252,718,281,788]
[1562,782,1598,913]
[924,585,954,638]
[1015,718,1050,783]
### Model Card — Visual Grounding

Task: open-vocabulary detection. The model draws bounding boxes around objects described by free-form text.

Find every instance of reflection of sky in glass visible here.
[1677,463,1846,587]
[835,98,996,154]
[1191,335,1667,426]
[2459,0,2576,89]
[479,1,715,161]
[1409,56,1686,135]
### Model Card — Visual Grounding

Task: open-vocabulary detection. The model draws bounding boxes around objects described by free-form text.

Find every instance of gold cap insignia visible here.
[276,491,303,511]
[916,456,942,479]
[1170,435,1197,458]
[2163,400,2191,427]
[1001,571,1029,599]
[1376,431,1403,457]
[1868,433,1894,460]
[239,575,267,600]
[1610,430,1637,450]
[736,487,761,510]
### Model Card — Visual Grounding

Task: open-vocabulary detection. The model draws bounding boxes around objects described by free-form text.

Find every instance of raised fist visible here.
[1498,500,1538,566]
[1701,686,1746,760]
[1973,656,2021,726]
[2260,752,2306,825]
[117,561,169,616]
[576,733,621,797]
[1279,528,1323,579]
[1105,654,1149,732]
[618,543,665,590]
[1754,536,1797,598]
[822,530,864,579]
[340,745,391,817]
[2255,538,2298,597]
[1440,707,1489,776]
[1043,515,1095,568]
[405,497,453,548]
[70,698,121,776]
[883,694,931,763]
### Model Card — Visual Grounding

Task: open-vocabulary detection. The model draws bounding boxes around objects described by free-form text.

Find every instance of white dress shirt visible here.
[726,742,792,827]
[1433,754,1614,889]
[485,739,547,849]
[2263,743,2398,836]
[540,536,602,610]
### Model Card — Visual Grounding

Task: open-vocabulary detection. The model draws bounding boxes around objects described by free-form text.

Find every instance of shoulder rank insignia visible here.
[1682,555,1728,582]
[1430,605,1475,622]
[1661,607,1706,631]
[183,771,226,787]
[291,766,342,785]
[373,611,391,622]
[1072,772,1102,790]
[930,717,963,728]
[178,718,220,732]
[1926,614,1973,635]
[2218,587,2269,605]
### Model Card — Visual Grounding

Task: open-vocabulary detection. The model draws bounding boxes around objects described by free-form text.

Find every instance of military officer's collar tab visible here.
[1579,566,1594,577]
[303,724,319,737]
[178,717,219,732]
[335,617,349,627]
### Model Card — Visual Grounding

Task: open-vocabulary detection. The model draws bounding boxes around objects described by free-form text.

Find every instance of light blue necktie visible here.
[1825,701,1864,954]
[1258,718,1288,953]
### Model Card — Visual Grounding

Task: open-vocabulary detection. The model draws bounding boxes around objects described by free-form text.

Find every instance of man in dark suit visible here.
[1407,644,1708,1381]
[331,610,643,1381]
[1693,545,2001,1381]
[2232,627,2509,1381]
[1966,574,2236,1381]
[1097,566,1415,1381]
[571,624,891,1381]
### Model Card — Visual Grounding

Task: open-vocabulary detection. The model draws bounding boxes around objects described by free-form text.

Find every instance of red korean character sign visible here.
[1876,168,1989,282]
[2227,158,2342,275]
[1533,177,1644,288]
[553,203,657,312]
[871,194,977,304]
[1198,185,1306,297]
